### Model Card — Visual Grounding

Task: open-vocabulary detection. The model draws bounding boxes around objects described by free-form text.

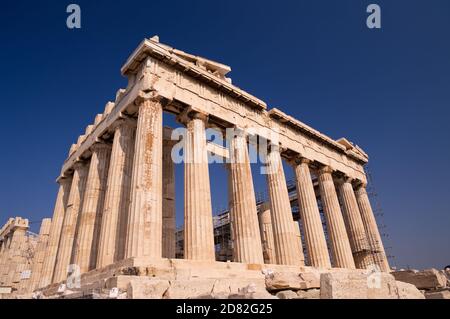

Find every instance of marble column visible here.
[0,236,10,284]
[338,178,373,269]
[257,203,276,264]
[318,166,355,269]
[125,98,163,259]
[73,143,112,273]
[293,158,331,268]
[5,227,27,286]
[162,138,176,259]
[53,162,88,283]
[0,238,8,284]
[228,130,264,264]
[227,163,235,261]
[39,177,72,288]
[97,119,135,268]
[0,241,5,281]
[266,148,303,266]
[183,113,215,260]
[29,218,52,291]
[3,236,15,285]
[292,221,305,265]
[355,185,390,272]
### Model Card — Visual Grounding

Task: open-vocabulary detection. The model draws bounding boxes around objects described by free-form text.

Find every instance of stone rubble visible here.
[320,271,425,299]
[392,269,447,290]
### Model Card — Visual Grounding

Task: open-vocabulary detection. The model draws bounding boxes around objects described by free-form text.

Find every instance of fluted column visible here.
[53,162,88,283]
[293,158,331,268]
[0,241,5,282]
[29,218,52,291]
[97,119,135,268]
[73,143,111,273]
[4,221,29,287]
[355,185,390,272]
[228,130,264,264]
[183,112,215,260]
[5,228,27,286]
[338,178,373,269]
[0,241,4,260]
[0,236,11,285]
[318,166,355,269]
[3,235,15,285]
[0,240,4,259]
[292,221,305,265]
[125,98,163,259]
[39,177,72,288]
[0,237,9,285]
[266,148,303,265]
[258,203,276,264]
[162,137,176,259]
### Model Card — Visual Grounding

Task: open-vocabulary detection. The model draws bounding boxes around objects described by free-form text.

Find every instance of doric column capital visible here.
[355,183,368,196]
[111,117,137,132]
[291,155,311,166]
[90,142,112,153]
[191,111,208,122]
[56,175,72,186]
[354,177,368,189]
[177,106,209,125]
[231,125,246,136]
[335,175,354,185]
[134,90,167,106]
[73,160,87,171]
[227,126,248,150]
[267,142,287,154]
[318,165,334,175]
[336,174,358,188]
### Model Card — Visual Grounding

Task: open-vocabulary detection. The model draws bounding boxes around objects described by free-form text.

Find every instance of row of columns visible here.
[39,98,169,287]
[293,158,389,271]
[37,97,389,289]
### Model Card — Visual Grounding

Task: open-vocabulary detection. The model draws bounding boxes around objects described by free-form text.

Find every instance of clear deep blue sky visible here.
[1,0,449,270]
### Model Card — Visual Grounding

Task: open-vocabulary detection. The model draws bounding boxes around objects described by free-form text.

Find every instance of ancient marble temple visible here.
[0,36,390,297]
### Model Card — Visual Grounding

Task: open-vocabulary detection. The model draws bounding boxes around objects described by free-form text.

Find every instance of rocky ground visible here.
[2,259,449,299]
[25,270,450,299]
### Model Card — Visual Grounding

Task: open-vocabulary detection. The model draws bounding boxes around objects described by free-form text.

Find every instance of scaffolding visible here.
[364,165,395,266]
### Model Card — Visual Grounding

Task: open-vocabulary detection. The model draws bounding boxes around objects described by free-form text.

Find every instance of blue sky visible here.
[0,0,449,270]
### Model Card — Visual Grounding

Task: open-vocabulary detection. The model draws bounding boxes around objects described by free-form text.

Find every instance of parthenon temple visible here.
[0,36,394,299]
